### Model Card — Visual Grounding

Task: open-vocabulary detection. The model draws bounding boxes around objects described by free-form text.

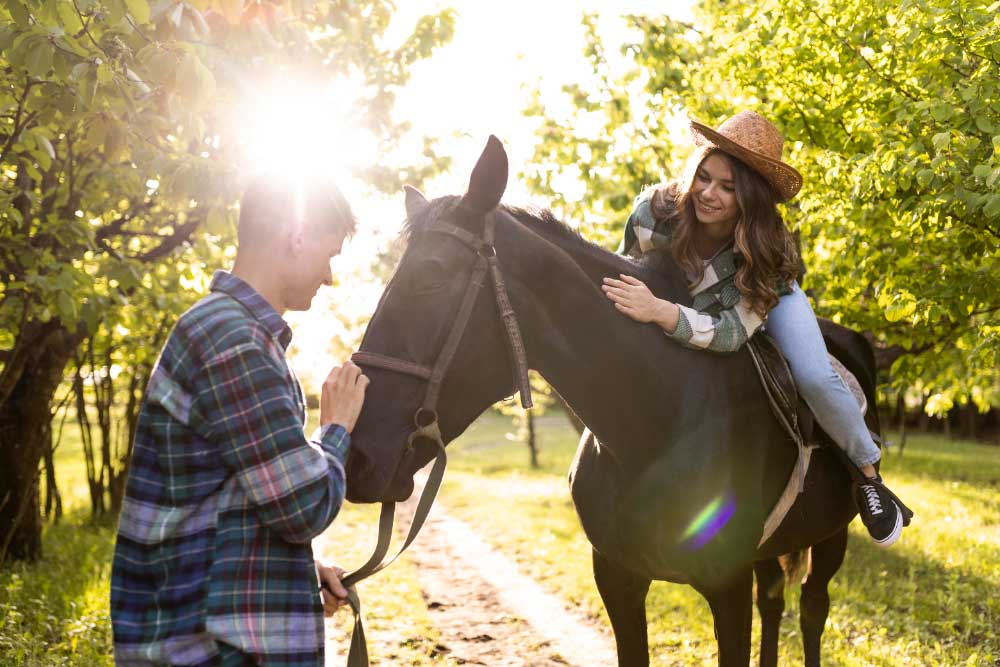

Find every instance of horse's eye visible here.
[406,259,451,295]
[413,280,448,295]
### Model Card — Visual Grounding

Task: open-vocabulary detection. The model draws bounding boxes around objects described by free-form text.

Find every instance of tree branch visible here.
[135,216,202,262]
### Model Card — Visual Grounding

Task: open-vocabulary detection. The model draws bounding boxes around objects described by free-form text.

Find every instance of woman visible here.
[602,111,909,547]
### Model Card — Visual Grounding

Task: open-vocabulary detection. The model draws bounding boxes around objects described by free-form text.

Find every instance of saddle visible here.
[746,333,871,547]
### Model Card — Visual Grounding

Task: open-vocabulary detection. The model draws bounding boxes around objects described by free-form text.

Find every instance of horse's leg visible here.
[800,527,848,667]
[701,568,754,667]
[754,558,785,667]
[593,548,651,667]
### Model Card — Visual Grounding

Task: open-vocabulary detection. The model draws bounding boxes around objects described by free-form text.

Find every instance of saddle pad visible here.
[746,334,867,547]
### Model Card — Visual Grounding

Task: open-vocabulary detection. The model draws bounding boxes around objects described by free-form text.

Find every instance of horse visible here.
[345,136,878,667]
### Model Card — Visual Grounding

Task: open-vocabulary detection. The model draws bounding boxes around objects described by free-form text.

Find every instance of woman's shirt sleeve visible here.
[668,299,764,353]
[618,188,673,256]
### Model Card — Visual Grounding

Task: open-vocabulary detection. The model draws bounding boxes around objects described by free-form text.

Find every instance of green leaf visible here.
[885,299,916,323]
[916,168,934,188]
[988,168,1000,189]
[124,0,150,24]
[975,116,994,134]
[973,164,992,181]
[25,39,53,77]
[929,103,952,122]
[983,194,1000,220]
[56,290,77,323]
[56,1,84,33]
[176,53,216,107]
[932,132,950,151]
[7,2,30,26]
[106,0,126,24]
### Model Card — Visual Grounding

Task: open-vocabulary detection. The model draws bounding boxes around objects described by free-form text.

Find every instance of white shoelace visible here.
[863,484,883,515]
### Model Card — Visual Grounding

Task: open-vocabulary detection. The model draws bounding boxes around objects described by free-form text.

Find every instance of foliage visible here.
[443,412,1000,666]
[0,0,455,545]
[522,0,1000,415]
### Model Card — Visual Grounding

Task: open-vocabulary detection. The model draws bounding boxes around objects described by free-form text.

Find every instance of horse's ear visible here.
[404,184,429,218]
[462,135,508,213]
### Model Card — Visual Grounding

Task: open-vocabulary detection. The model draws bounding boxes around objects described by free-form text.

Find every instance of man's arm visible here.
[196,341,364,543]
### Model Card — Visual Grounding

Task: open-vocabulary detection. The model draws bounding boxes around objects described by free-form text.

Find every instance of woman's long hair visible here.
[649,147,800,317]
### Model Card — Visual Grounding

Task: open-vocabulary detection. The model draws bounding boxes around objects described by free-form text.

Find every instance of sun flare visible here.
[229,76,379,186]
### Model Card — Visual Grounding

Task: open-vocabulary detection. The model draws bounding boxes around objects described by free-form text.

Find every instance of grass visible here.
[2,409,997,666]
[440,412,1000,667]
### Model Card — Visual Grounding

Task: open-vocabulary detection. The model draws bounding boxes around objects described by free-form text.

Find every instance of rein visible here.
[340,208,533,667]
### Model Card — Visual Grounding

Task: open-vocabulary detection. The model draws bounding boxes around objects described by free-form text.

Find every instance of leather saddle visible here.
[745,332,873,546]
[746,333,868,450]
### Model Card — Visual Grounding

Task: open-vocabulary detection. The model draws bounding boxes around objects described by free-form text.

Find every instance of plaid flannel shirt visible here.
[111,271,348,666]
[620,187,792,353]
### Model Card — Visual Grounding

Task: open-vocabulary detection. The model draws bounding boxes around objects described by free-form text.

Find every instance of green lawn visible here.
[2,410,997,666]
[440,412,1000,667]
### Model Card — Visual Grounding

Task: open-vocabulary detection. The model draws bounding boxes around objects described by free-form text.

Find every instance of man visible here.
[111,177,368,666]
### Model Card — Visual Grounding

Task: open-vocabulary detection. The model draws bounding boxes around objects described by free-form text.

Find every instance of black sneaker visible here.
[855,475,903,547]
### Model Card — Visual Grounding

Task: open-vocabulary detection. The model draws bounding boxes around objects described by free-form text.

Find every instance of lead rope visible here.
[340,207,534,666]
[339,426,447,667]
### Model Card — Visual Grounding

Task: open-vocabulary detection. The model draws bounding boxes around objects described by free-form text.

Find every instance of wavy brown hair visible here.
[649,147,800,317]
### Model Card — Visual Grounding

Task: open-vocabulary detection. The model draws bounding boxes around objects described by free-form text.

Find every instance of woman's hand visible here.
[602,274,679,332]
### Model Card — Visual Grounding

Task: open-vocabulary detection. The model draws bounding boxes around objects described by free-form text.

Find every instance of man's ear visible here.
[286,224,307,257]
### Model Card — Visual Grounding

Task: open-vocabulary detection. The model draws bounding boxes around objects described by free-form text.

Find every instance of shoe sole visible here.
[872,502,903,548]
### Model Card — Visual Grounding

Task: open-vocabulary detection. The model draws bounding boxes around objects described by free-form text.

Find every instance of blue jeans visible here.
[764,283,882,468]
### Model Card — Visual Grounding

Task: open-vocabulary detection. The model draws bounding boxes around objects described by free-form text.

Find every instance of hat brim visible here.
[690,121,802,202]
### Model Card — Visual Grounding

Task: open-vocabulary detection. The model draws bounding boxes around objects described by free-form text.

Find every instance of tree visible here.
[523,0,999,420]
[0,0,454,562]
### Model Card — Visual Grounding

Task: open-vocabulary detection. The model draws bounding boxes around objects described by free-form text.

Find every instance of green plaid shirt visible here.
[111,271,349,666]
[620,187,791,353]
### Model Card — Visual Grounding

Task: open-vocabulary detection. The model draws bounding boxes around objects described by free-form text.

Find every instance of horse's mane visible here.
[502,205,686,297]
[398,195,685,297]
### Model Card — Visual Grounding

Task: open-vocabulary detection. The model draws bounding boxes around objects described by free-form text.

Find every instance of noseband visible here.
[339,207,533,667]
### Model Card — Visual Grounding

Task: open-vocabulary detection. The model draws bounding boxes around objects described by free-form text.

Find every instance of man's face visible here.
[282,227,349,311]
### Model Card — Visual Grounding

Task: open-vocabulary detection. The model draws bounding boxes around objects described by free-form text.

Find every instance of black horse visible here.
[346,137,878,666]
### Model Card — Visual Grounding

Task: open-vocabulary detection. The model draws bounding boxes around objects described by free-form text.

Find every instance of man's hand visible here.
[320,360,369,432]
[317,561,350,617]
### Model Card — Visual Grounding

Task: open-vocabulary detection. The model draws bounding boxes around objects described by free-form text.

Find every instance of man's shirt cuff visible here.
[311,423,351,464]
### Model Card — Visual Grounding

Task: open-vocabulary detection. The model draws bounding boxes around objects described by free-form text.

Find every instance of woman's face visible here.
[690,153,740,234]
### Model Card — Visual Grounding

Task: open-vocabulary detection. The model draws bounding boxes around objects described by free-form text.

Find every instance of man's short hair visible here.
[237,176,357,247]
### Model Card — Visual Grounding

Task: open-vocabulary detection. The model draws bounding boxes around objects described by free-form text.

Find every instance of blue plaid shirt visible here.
[111,271,349,666]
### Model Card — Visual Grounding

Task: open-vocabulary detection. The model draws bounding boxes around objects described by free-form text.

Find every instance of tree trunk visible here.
[960,403,977,441]
[896,392,907,455]
[0,322,79,562]
[526,410,538,469]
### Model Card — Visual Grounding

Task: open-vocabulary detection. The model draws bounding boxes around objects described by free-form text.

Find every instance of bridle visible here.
[339,205,534,667]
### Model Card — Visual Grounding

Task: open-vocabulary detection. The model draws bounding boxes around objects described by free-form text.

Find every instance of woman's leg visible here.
[765,284,905,547]
[765,284,881,469]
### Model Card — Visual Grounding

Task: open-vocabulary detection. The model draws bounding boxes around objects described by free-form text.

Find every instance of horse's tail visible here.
[779,547,811,585]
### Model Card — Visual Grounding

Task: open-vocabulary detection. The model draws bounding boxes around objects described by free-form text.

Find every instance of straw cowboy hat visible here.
[689,111,802,202]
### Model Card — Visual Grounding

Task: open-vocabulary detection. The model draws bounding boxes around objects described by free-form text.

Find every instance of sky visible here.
[283,1,696,388]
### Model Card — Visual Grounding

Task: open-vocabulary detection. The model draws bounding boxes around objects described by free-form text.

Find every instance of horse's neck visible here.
[510,220,692,463]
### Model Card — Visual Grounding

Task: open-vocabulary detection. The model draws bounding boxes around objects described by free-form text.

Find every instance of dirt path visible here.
[325,479,617,666]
